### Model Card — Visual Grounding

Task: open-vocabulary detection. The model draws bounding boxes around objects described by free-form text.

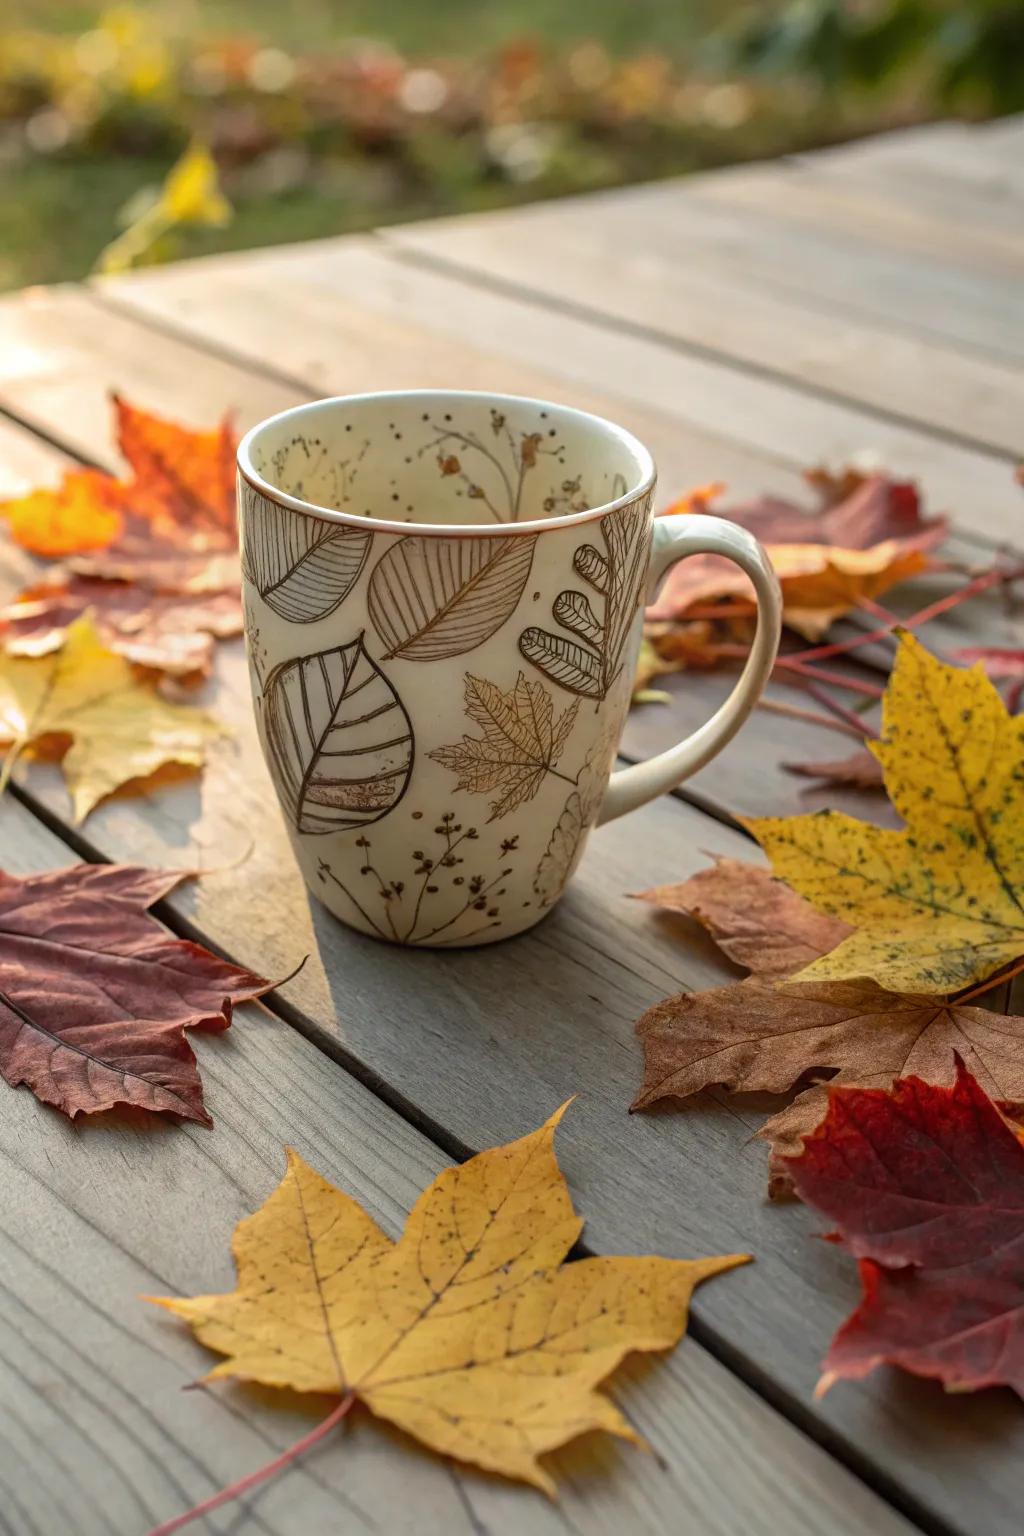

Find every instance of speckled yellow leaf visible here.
[151,1107,747,1494]
[748,631,1024,993]
[0,614,221,822]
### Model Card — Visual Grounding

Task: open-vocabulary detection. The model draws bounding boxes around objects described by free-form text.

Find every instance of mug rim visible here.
[237,389,657,538]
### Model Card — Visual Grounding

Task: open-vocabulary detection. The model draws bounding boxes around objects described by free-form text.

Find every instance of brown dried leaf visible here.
[633,856,852,980]
[784,748,885,791]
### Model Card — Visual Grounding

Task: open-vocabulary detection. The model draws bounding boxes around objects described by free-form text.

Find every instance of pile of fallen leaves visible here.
[632,631,1024,1398]
[0,394,239,820]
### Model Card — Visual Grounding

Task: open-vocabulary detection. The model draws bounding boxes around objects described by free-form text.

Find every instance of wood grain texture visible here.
[0,396,1020,1534]
[687,159,1024,278]
[0,794,912,1536]
[382,207,1024,460]
[95,234,1024,544]
[388,171,1024,373]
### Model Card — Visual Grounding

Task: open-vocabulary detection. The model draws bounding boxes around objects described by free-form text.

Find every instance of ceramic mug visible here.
[237,390,781,947]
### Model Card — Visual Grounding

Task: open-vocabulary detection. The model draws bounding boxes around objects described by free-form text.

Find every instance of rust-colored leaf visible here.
[632,854,1024,1195]
[633,856,852,980]
[784,748,885,791]
[0,861,269,1123]
[1,575,243,679]
[649,470,946,637]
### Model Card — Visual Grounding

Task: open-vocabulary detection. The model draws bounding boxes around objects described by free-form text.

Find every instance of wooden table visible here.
[2,114,1022,1536]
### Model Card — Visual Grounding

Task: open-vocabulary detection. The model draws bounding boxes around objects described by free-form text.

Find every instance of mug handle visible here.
[598,513,782,825]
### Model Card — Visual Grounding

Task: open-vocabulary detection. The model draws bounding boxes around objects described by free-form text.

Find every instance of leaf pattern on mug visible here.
[241,486,372,623]
[263,635,413,834]
[532,720,620,907]
[429,672,579,821]
[367,534,537,661]
[519,498,650,699]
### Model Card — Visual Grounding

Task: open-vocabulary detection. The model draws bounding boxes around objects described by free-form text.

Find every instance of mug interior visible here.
[239,391,653,530]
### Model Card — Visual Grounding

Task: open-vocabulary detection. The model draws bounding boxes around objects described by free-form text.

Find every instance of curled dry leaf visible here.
[787,1060,1024,1398]
[750,632,1024,994]
[0,614,222,822]
[0,395,242,678]
[0,862,269,1123]
[783,748,884,791]
[634,856,852,980]
[2,576,243,677]
[649,469,946,639]
[631,855,1024,1194]
[151,1104,747,1507]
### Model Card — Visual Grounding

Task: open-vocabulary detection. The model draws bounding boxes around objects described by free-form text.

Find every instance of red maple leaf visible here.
[0,863,270,1125]
[787,1057,1024,1397]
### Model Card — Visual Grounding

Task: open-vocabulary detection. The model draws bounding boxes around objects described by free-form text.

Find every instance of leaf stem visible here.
[955,957,1024,1005]
[143,1393,355,1536]
[755,697,867,743]
[796,678,878,741]
[788,564,1024,667]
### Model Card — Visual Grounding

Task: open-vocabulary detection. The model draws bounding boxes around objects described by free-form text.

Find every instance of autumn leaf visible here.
[649,539,931,641]
[952,646,1024,714]
[1,575,243,679]
[784,748,884,791]
[787,1060,1024,1398]
[151,1106,747,1507]
[0,614,222,821]
[648,470,946,639]
[632,622,731,700]
[429,672,579,820]
[631,857,1024,1189]
[749,631,1024,994]
[103,392,236,548]
[0,861,268,1123]
[0,395,241,677]
[634,975,1024,1165]
[0,468,122,558]
[634,856,851,980]
[0,394,235,560]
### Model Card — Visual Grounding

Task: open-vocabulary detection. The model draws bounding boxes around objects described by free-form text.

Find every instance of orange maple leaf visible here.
[0,395,241,679]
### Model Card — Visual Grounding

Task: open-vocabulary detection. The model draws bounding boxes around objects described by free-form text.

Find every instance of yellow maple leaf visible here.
[0,614,222,822]
[748,631,1024,993]
[151,1106,746,1494]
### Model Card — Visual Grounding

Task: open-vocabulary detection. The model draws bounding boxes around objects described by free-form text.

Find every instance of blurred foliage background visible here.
[1,0,1020,290]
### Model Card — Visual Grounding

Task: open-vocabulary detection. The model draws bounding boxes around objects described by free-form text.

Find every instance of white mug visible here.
[237,391,781,947]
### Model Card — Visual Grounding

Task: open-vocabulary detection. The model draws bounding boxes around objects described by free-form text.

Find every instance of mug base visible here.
[307,875,560,949]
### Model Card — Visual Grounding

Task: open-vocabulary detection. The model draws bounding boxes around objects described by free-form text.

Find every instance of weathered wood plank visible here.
[1,792,916,1536]
[388,177,1024,371]
[5,280,1021,830]
[798,125,1024,209]
[100,234,1024,463]
[95,244,1022,546]
[686,159,1024,277]
[0,308,1022,1535]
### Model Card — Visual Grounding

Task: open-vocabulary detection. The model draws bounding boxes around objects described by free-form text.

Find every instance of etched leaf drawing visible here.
[520,499,650,698]
[367,534,536,661]
[241,486,372,623]
[534,720,620,905]
[263,635,413,834]
[429,672,579,821]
